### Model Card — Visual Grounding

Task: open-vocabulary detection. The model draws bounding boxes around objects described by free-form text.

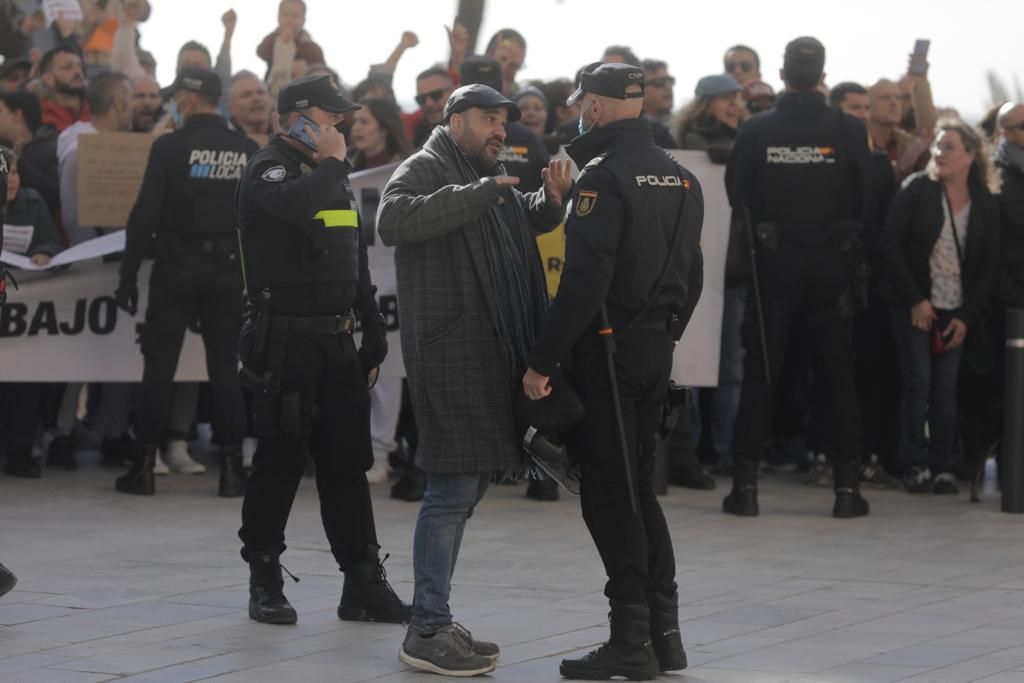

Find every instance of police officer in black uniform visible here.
[721,37,872,519]
[524,63,704,682]
[115,68,256,498]
[234,75,409,627]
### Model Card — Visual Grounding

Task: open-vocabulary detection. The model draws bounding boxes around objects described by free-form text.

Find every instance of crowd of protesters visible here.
[0,0,1021,507]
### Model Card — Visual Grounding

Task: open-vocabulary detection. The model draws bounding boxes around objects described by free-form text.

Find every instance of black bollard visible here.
[1002,308,1024,514]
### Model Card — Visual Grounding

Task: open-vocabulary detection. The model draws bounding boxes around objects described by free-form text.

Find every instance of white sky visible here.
[141,0,1020,122]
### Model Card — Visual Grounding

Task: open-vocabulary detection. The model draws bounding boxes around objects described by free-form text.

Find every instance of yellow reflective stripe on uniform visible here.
[315,209,359,228]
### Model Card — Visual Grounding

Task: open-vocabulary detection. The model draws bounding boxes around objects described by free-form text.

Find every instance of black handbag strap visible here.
[942,189,966,291]
[613,160,690,340]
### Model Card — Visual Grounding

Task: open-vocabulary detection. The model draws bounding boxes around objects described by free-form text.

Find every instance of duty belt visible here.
[276,312,357,336]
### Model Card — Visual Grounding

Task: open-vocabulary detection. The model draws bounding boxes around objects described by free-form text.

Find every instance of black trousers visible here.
[733,240,862,487]
[135,258,245,448]
[238,331,377,569]
[569,328,677,604]
[853,293,902,470]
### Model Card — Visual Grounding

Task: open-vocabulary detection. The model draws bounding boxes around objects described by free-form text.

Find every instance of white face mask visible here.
[578,100,596,136]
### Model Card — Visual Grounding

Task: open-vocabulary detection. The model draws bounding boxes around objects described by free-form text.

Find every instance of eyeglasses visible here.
[725,61,754,73]
[415,89,448,106]
[647,76,675,88]
[1005,122,1024,132]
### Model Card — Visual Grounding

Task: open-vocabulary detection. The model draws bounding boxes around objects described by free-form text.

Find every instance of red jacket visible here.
[41,99,91,133]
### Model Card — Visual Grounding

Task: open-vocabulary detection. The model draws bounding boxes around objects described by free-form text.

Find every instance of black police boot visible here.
[833,462,870,519]
[833,488,870,518]
[722,458,759,516]
[46,435,77,471]
[390,467,426,502]
[4,448,41,479]
[100,433,135,468]
[218,448,247,498]
[0,562,17,599]
[526,476,560,501]
[115,444,156,495]
[560,600,659,681]
[647,592,687,672]
[338,545,411,623]
[248,553,298,625]
[670,454,716,490]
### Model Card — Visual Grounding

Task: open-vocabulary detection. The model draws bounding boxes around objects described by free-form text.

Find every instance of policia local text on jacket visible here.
[526,63,704,682]
[233,74,408,628]
[115,68,258,498]
[721,37,873,519]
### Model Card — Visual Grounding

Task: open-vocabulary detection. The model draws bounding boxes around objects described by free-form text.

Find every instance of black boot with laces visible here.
[338,545,411,623]
[248,553,298,625]
[560,600,659,681]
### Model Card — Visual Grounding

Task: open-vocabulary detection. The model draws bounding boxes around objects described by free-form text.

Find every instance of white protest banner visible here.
[1,230,126,271]
[350,162,404,378]
[42,0,83,24]
[667,150,729,388]
[0,260,208,382]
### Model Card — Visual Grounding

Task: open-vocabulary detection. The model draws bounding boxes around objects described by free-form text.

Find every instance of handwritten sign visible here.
[76,133,156,228]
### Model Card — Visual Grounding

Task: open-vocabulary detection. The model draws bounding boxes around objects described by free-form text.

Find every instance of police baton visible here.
[741,206,772,385]
[599,304,640,515]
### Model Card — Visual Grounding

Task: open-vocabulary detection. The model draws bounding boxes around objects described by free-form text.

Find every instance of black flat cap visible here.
[278,74,360,115]
[442,84,521,124]
[567,62,645,106]
[160,67,221,100]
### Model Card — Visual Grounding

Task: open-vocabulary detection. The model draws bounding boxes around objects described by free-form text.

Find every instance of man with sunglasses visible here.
[641,59,678,148]
[723,44,761,87]
[411,66,454,148]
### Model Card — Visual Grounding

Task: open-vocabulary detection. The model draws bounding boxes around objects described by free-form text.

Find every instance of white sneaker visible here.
[162,440,206,474]
[366,450,390,484]
[153,452,170,475]
[242,437,257,470]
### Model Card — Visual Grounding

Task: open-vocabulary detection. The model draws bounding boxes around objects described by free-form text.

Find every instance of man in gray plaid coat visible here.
[378,84,572,677]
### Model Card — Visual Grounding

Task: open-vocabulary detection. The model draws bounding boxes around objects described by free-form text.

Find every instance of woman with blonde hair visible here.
[881,120,1001,494]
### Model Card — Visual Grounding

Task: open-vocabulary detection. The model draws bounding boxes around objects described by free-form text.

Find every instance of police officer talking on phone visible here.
[523,62,704,681]
[721,37,872,519]
[115,67,257,498]
[233,74,409,627]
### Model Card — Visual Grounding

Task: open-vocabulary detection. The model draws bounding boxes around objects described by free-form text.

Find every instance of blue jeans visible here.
[411,472,490,634]
[712,286,747,466]
[888,305,964,474]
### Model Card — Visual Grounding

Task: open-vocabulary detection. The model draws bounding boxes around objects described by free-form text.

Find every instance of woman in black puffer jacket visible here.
[881,121,1000,495]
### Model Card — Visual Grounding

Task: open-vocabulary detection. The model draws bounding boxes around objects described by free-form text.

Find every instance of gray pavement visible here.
[2,453,1024,683]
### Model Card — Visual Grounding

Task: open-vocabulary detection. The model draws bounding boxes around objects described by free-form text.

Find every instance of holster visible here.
[237,291,303,439]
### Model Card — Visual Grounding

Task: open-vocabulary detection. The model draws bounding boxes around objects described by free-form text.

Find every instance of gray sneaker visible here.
[805,452,833,487]
[451,622,500,660]
[400,625,497,677]
[861,454,901,489]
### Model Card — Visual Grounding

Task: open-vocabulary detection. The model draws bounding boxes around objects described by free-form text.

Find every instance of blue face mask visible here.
[578,102,595,136]
[169,100,184,127]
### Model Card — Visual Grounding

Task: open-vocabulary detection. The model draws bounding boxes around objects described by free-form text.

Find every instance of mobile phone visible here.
[909,39,930,75]
[287,114,320,151]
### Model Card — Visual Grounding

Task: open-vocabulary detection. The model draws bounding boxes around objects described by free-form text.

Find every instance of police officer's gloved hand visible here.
[358,332,388,376]
[114,280,139,315]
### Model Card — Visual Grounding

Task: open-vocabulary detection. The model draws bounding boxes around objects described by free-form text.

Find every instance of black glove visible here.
[115,280,139,315]
[358,330,388,375]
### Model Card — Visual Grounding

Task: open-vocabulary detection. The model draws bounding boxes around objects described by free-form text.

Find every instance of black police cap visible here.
[460,55,503,93]
[442,84,521,125]
[160,67,221,100]
[783,36,826,79]
[567,62,646,106]
[278,74,360,115]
